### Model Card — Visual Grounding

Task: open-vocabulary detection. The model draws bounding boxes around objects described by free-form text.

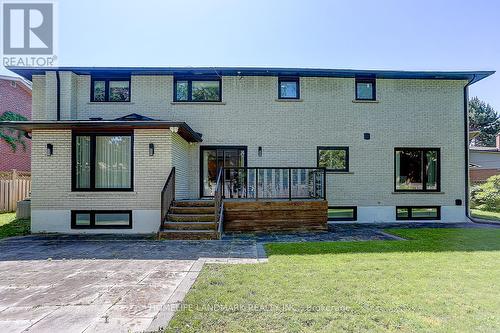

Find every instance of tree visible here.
[469,97,500,146]
[0,111,28,152]
[470,175,500,212]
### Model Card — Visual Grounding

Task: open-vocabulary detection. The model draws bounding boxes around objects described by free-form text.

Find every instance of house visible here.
[0,67,494,238]
[0,75,32,172]
[470,133,500,183]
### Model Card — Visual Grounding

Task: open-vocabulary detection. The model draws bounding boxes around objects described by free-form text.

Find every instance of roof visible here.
[470,147,500,153]
[0,74,32,91]
[6,66,495,85]
[0,120,203,143]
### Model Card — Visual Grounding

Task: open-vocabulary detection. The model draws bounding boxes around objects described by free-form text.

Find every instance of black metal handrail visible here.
[221,167,326,200]
[214,168,224,238]
[160,167,175,227]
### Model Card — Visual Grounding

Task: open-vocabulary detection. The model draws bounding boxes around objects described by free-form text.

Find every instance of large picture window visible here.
[174,77,221,102]
[91,78,130,102]
[317,147,349,172]
[72,210,132,229]
[395,148,440,192]
[73,133,133,191]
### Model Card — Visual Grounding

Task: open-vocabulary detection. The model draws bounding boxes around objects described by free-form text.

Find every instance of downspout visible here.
[464,75,475,221]
[56,71,61,120]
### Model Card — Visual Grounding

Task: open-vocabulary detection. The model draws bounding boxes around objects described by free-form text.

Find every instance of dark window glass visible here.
[395,148,440,192]
[73,133,133,191]
[318,147,349,172]
[355,78,376,100]
[328,207,357,221]
[396,207,440,220]
[109,81,130,102]
[93,81,105,101]
[278,78,299,99]
[91,78,130,102]
[75,213,91,226]
[72,211,132,229]
[174,78,221,102]
[95,213,130,226]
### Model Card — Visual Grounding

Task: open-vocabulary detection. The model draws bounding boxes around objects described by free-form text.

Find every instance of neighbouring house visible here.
[470,133,500,183]
[0,75,32,172]
[0,67,494,238]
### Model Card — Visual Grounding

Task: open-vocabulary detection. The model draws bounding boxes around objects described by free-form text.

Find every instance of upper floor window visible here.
[91,78,130,102]
[278,77,300,99]
[395,148,440,192]
[317,146,349,172]
[174,77,221,102]
[355,77,376,100]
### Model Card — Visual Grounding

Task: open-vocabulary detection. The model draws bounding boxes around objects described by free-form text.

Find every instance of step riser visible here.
[167,215,214,222]
[162,223,216,230]
[174,201,215,207]
[158,232,218,240]
[170,207,215,214]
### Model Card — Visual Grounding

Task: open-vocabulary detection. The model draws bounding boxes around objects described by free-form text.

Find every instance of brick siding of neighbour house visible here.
[27,72,471,228]
[0,78,32,172]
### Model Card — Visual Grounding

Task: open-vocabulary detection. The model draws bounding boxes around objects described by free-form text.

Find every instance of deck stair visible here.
[158,200,218,240]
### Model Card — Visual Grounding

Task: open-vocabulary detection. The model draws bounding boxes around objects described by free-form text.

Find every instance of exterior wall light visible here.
[149,143,155,156]
[46,143,53,156]
[258,146,262,157]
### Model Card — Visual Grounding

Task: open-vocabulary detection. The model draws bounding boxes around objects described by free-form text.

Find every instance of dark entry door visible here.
[200,146,247,197]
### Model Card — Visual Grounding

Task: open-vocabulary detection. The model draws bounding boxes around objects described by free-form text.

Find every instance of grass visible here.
[471,209,500,221]
[0,212,30,239]
[166,228,500,333]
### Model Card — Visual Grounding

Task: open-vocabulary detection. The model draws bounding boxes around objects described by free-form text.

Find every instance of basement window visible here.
[71,211,132,229]
[396,206,440,220]
[328,207,357,221]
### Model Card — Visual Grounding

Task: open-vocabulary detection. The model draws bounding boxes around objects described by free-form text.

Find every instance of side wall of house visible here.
[30,128,181,233]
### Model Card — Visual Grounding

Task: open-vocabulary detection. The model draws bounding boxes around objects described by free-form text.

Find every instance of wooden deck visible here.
[223,200,328,232]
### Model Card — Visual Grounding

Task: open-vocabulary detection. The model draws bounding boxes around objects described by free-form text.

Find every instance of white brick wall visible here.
[31,72,469,227]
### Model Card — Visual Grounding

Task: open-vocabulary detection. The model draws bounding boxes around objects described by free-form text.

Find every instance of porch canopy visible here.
[0,117,203,143]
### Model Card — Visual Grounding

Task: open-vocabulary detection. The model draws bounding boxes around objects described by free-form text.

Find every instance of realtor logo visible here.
[2,1,57,66]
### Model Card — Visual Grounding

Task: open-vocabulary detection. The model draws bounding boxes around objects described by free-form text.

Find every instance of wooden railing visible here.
[214,168,224,238]
[160,167,175,227]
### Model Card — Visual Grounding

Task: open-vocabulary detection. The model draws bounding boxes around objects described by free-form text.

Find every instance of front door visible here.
[200,146,247,197]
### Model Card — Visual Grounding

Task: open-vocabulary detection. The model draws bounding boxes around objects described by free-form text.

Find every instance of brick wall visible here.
[0,79,32,172]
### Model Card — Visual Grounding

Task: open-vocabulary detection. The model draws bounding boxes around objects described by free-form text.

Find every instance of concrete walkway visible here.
[1,221,497,332]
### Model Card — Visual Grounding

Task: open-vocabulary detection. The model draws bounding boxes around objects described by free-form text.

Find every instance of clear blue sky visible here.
[2,0,499,112]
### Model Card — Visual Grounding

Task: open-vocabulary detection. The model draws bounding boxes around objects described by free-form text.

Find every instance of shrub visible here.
[470,175,500,212]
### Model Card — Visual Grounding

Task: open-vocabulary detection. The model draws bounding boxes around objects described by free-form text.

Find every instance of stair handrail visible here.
[160,167,176,230]
[214,168,224,238]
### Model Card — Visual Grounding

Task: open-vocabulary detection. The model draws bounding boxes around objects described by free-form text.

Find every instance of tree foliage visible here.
[469,97,500,146]
[0,111,28,152]
[471,175,500,212]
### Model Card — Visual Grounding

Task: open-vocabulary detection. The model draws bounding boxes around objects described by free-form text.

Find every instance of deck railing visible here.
[221,167,326,200]
[214,168,224,238]
[160,167,175,225]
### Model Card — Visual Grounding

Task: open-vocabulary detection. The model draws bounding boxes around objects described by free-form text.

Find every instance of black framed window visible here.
[174,77,221,102]
[278,77,300,99]
[395,148,440,192]
[355,77,376,100]
[396,206,440,220]
[91,78,130,102]
[72,210,132,229]
[317,146,349,172]
[328,206,357,221]
[72,132,133,191]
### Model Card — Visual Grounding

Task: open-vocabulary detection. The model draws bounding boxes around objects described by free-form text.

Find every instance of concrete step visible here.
[170,206,215,214]
[167,214,215,222]
[158,229,219,240]
[162,221,216,230]
[173,200,215,207]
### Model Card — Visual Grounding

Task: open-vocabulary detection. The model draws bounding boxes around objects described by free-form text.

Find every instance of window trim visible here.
[173,76,222,102]
[278,77,300,100]
[396,206,441,220]
[355,77,376,101]
[317,146,349,172]
[328,206,357,221]
[71,131,134,192]
[91,77,131,102]
[394,147,441,192]
[71,210,133,229]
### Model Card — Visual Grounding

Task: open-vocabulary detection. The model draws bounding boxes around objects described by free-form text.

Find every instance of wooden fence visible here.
[0,170,31,212]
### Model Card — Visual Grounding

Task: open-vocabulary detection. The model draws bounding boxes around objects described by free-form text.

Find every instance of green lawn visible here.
[166,229,500,333]
[0,212,30,239]
[471,209,500,221]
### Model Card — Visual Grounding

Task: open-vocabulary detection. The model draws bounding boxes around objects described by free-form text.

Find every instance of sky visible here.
[1,0,499,112]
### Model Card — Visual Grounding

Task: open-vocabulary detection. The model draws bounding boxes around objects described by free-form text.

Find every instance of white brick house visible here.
[1,67,494,235]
